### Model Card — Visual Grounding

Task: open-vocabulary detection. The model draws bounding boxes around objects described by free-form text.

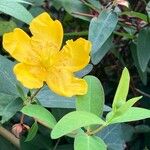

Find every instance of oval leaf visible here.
[76,75,104,117]
[89,10,118,54]
[91,35,113,65]
[21,104,56,129]
[112,67,130,110]
[51,111,105,139]
[25,121,38,142]
[109,107,150,124]
[74,133,107,150]
[0,0,33,24]
[137,28,150,72]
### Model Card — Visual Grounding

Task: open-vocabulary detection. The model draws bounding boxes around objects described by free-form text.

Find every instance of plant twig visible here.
[87,124,107,135]
[20,114,25,124]
[135,88,150,98]
[0,126,20,149]
[52,138,61,150]
[71,12,95,17]
[30,87,43,102]
[64,31,88,36]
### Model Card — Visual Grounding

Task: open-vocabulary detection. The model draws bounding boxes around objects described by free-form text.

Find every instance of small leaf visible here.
[51,111,105,139]
[74,133,107,150]
[109,107,150,124]
[115,96,142,116]
[21,104,56,129]
[106,96,142,121]
[89,10,118,54]
[25,121,38,142]
[76,75,104,117]
[0,0,33,24]
[137,28,150,72]
[121,11,148,22]
[112,67,130,110]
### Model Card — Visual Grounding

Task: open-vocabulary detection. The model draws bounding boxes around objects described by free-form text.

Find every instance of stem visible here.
[20,114,25,124]
[87,124,108,135]
[71,12,94,17]
[64,31,88,36]
[135,88,150,98]
[52,138,61,150]
[0,126,20,149]
[30,87,43,102]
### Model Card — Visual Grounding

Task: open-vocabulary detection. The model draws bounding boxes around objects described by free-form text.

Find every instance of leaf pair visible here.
[106,68,150,124]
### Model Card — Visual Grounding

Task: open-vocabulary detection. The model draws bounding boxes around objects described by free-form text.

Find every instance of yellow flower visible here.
[3,12,91,97]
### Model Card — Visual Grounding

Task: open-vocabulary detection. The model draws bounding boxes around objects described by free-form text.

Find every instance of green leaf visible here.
[112,67,130,110]
[37,86,75,108]
[74,133,107,150]
[21,104,56,129]
[130,43,147,85]
[76,76,104,117]
[21,124,53,149]
[25,121,38,142]
[51,111,105,139]
[97,124,126,150]
[121,11,148,22]
[106,96,142,121]
[91,35,113,65]
[135,125,150,133]
[115,96,142,116]
[1,97,23,123]
[37,86,109,111]
[89,10,118,54]
[0,20,16,36]
[109,107,150,124]
[0,0,33,24]
[137,28,150,72]
[87,0,101,10]
[52,0,91,21]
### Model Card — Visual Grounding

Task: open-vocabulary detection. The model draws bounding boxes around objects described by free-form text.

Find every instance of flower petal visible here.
[3,28,39,65]
[14,63,47,89]
[59,38,91,72]
[30,12,63,51]
[46,68,87,97]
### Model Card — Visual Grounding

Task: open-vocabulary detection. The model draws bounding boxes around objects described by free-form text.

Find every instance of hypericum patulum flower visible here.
[3,12,91,97]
